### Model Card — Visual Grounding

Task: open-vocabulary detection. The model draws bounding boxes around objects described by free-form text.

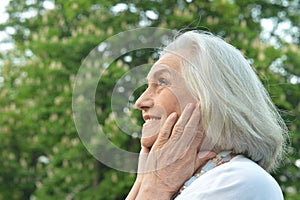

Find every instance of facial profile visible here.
[135,53,197,149]
[127,30,288,200]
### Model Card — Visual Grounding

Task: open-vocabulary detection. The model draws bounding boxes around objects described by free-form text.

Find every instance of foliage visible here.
[0,0,299,199]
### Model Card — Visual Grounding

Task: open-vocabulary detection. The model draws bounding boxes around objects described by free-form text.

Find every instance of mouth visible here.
[141,115,162,149]
[143,115,161,123]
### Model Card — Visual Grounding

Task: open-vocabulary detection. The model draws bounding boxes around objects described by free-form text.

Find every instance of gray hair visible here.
[161,31,288,172]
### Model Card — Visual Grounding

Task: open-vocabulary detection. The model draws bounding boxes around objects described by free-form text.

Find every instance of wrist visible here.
[136,182,174,200]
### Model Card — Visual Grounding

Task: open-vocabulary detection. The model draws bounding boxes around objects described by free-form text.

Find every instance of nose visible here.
[135,88,154,111]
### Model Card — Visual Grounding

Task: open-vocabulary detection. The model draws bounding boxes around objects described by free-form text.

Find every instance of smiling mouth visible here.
[141,115,161,149]
[145,117,161,122]
[143,117,161,127]
[143,115,161,123]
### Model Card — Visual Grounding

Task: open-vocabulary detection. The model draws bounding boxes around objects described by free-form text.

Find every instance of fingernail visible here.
[170,112,177,119]
[186,103,193,109]
[208,152,217,158]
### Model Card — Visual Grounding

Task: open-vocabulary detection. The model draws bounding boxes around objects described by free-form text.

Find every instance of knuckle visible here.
[173,124,184,133]
[183,124,196,133]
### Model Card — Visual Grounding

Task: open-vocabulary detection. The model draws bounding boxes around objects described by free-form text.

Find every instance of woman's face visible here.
[135,53,197,149]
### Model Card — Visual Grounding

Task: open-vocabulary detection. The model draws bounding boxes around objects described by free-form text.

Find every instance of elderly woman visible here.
[126,31,288,200]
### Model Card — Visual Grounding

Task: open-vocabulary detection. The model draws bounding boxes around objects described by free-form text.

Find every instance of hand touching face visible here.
[135,53,197,149]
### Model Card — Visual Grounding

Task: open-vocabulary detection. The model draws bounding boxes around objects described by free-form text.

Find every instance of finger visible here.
[169,103,195,141]
[161,103,198,162]
[140,146,150,154]
[179,102,202,147]
[195,151,217,171]
[153,112,177,148]
[189,103,205,149]
[138,146,149,174]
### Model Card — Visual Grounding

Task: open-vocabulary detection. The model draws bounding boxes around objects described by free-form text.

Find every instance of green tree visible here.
[0,0,299,199]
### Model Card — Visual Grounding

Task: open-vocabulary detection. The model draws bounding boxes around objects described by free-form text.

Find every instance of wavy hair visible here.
[160,31,288,172]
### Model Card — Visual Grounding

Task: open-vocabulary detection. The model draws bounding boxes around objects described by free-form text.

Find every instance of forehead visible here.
[147,53,182,79]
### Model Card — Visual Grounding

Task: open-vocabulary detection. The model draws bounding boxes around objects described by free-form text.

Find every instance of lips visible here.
[143,115,161,122]
[141,114,162,149]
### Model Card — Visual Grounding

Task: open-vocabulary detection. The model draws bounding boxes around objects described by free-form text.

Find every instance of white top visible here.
[176,155,283,200]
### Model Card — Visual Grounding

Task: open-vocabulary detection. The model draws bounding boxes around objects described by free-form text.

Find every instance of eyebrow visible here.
[146,68,171,82]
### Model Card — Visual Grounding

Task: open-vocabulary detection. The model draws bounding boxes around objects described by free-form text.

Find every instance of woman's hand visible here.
[126,147,149,200]
[135,103,216,200]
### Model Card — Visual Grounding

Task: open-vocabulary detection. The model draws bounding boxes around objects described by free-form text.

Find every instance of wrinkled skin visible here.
[126,53,216,200]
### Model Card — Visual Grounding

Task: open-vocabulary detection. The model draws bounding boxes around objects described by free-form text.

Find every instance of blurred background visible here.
[0,0,299,199]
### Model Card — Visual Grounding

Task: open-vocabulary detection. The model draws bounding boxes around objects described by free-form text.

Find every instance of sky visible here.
[0,0,11,52]
[0,0,55,52]
[0,0,9,24]
[0,1,299,84]
[0,1,296,56]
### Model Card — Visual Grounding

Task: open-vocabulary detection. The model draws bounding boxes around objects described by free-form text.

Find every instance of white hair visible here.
[161,30,288,172]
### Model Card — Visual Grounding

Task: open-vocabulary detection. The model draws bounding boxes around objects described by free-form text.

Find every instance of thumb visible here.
[195,151,216,170]
[137,146,149,174]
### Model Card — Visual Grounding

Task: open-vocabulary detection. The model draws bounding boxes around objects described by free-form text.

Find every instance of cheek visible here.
[178,84,197,105]
[157,90,182,115]
[166,88,197,114]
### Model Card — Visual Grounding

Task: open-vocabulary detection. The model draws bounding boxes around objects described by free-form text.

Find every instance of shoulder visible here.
[176,155,283,200]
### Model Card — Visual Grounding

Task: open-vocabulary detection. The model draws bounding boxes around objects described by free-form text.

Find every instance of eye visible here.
[158,78,168,86]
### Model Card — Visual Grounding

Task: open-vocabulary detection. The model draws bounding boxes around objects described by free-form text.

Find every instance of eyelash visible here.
[158,78,168,86]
